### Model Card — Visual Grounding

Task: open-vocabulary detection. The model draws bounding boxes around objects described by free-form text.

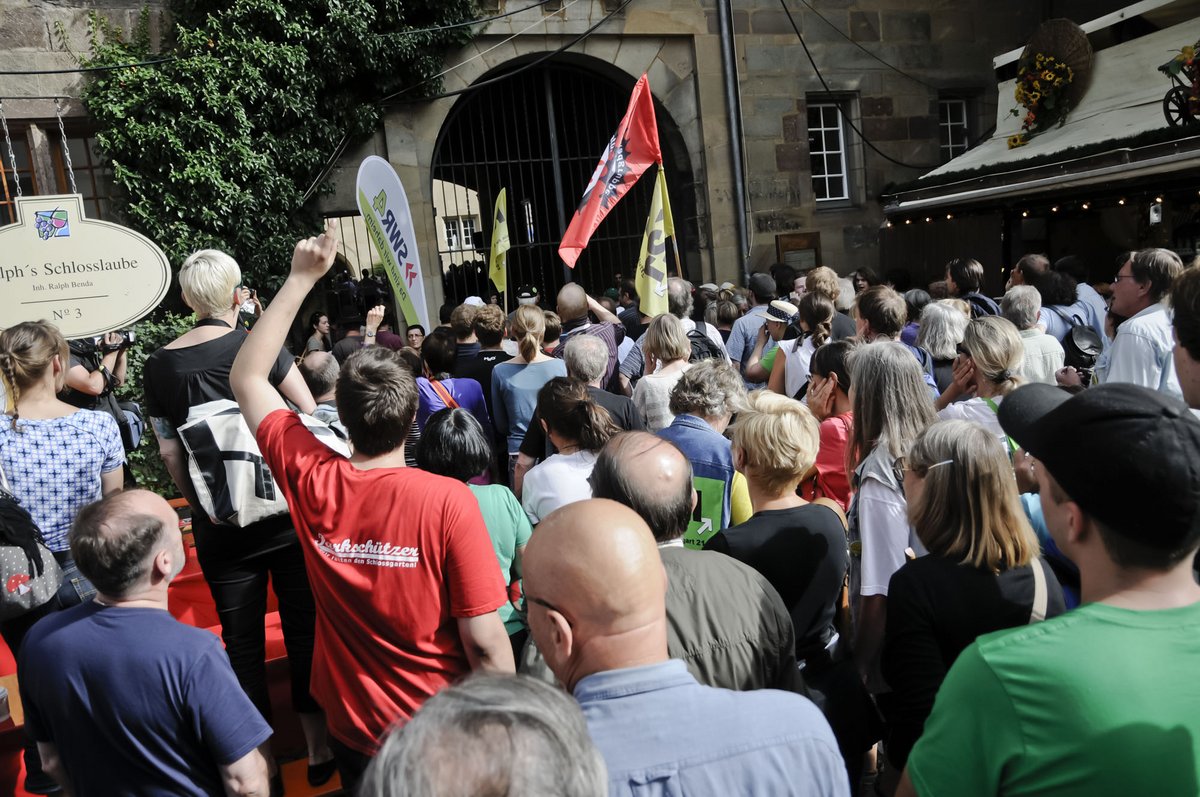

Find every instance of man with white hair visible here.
[515,334,644,494]
[1001,285,1064,385]
[361,674,607,797]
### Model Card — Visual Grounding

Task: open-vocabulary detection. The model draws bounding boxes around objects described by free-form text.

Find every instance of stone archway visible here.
[431,56,698,303]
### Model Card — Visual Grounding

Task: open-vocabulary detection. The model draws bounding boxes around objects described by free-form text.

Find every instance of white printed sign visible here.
[0,194,171,337]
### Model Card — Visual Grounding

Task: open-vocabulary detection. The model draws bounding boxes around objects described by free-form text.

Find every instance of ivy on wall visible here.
[77,0,480,289]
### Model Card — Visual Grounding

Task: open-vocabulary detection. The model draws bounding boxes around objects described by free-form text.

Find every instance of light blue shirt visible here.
[575,660,849,797]
[726,310,776,390]
[490,359,568,454]
[1039,297,1108,352]
[1095,302,1182,400]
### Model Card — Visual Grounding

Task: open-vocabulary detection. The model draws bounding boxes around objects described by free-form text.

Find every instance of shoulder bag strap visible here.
[812,496,848,531]
[982,397,1019,460]
[1028,557,1048,624]
[429,379,461,410]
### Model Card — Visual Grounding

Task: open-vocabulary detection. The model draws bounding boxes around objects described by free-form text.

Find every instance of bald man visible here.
[524,499,848,796]
[298,350,348,438]
[553,282,625,392]
[590,432,805,694]
[19,491,272,796]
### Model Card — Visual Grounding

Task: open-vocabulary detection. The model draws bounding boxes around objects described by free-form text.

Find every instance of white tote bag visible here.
[178,400,350,527]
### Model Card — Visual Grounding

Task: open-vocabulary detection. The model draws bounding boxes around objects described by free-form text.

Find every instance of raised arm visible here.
[231,221,338,434]
[586,293,621,326]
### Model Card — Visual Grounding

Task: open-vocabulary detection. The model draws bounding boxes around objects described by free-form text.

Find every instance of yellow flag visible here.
[489,188,510,294]
[635,168,674,317]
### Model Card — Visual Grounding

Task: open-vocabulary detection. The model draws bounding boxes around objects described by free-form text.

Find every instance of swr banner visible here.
[356,156,431,331]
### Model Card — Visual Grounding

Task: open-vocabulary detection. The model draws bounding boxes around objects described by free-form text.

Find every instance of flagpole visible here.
[658,161,683,279]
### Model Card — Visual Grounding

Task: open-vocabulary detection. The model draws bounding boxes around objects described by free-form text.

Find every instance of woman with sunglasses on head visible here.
[880,420,1064,771]
[934,316,1025,453]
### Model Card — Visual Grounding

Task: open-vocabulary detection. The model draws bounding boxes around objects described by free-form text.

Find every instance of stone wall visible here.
[3,0,1134,290]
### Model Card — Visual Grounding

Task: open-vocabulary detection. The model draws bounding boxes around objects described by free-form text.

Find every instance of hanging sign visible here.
[355,156,431,331]
[0,193,171,338]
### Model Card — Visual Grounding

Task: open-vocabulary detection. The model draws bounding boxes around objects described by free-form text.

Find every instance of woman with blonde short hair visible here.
[143,247,332,783]
[881,420,1064,769]
[706,391,849,658]
[934,316,1025,453]
[632,313,692,432]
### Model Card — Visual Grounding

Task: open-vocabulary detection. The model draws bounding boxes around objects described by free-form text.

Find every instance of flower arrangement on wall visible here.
[1008,53,1076,148]
[1158,42,1200,116]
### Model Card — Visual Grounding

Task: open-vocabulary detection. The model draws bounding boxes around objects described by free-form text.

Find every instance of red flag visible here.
[559,73,661,269]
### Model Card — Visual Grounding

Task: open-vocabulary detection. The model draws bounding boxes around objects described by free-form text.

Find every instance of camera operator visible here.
[61,332,143,464]
[62,331,128,408]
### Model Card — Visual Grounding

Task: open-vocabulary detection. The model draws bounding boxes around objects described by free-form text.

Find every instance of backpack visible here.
[1047,306,1103,376]
[686,322,724,362]
[0,463,62,620]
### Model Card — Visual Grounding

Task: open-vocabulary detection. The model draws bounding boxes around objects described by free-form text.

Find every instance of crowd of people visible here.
[1,225,1199,797]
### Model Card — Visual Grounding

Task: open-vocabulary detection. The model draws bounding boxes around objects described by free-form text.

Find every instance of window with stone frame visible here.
[0,131,38,225]
[444,217,462,250]
[808,102,850,203]
[444,216,478,251]
[938,98,970,163]
[50,133,115,220]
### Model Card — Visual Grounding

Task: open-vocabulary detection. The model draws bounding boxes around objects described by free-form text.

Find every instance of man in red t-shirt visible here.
[230,222,514,790]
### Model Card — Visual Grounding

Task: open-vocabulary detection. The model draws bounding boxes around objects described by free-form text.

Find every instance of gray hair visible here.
[669,359,748,418]
[667,277,693,319]
[1001,285,1042,331]
[563,335,609,384]
[299,351,339,397]
[849,341,937,465]
[1131,247,1184,301]
[916,301,969,360]
[360,674,607,797]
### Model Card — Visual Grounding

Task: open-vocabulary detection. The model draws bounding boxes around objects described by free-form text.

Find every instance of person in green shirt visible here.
[416,407,532,657]
[898,382,1200,797]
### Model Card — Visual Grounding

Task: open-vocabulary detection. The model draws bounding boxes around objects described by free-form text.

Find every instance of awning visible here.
[885,13,1200,213]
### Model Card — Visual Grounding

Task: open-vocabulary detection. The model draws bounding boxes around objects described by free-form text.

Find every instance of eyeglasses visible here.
[526,594,574,627]
[897,457,954,476]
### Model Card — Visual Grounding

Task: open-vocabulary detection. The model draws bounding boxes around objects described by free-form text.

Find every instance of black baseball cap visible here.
[998,383,1200,552]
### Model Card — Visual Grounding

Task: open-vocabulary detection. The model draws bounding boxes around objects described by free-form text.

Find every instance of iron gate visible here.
[432,59,695,306]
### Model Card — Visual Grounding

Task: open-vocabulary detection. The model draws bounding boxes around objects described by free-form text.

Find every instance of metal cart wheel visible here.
[1163,85,1194,126]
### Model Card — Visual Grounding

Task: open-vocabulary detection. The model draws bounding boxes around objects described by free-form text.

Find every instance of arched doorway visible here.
[431,57,697,304]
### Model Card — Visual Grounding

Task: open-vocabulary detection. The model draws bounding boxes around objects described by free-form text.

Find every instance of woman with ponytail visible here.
[934,316,1025,453]
[520,377,619,524]
[768,292,835,398]
[0,320,125,792]
[491,305,567,481]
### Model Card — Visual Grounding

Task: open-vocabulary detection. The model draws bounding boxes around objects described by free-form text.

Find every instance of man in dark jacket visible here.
[588,432,806,695]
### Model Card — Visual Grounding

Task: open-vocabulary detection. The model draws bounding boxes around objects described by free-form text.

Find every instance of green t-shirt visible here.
[907,599,1200,797]
[468,484,533,634]
[760,346,778,373]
